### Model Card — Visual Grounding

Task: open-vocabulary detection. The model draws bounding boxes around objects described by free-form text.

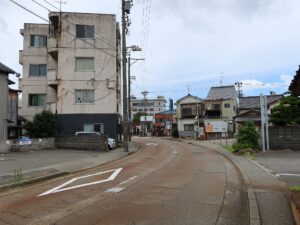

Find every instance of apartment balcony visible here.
[47,69,58,90]
[19,50,23,65]
[47,37,58,59]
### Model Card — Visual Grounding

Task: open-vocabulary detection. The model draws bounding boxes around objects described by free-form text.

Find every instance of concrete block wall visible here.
[269,126,300,150]
[56,136,108,151]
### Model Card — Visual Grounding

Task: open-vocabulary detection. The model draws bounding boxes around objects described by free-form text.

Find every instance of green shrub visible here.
[24,110,57,138]
[235,121,259,150]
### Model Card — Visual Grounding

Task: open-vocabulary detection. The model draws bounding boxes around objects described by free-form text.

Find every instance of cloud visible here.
[241,74,293,92]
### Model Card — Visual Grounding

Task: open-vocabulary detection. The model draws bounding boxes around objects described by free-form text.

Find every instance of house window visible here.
[29,94,46,106]
[84,123,104,134]
[184,124,194,131]
[75,90,94,103]
[76,25,94,38]
[30,35,47,47]
[212,104,221,110]
[29,64,47,76]
[224,103,230,108]
[75,57,94,71]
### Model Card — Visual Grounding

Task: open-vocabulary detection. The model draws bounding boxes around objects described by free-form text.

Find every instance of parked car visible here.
[16,136,32,145]
[75,131,116,150]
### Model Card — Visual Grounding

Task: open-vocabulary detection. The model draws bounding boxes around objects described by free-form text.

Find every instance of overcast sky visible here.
[1,0,300,101]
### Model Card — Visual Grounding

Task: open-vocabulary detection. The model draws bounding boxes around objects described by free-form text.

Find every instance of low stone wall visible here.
[269,126,300,150]
[11,138,55,152]
[55,136,108,151]
[0,138,56,153]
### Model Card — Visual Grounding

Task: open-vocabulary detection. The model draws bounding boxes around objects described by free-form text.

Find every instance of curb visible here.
[0,142,141,193]
[0,171,69,192]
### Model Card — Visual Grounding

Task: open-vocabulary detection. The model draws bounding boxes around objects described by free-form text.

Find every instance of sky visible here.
[1,0,300,101]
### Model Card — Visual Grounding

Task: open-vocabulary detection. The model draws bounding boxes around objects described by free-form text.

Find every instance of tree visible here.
[270,95,300,126]
[234,121,259,150]
[24,110,57,138]
[132,112,147,124]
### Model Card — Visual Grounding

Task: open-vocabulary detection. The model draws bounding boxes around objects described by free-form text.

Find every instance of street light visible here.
[141,90,149,137]
[127,45,144,141]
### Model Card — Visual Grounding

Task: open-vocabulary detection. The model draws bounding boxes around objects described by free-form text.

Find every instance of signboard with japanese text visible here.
[205,121,227,133]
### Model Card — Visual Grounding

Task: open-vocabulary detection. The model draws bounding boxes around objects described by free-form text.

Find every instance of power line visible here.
[42,0,59,10]
[9,0,48,22]
[32,0,51,12]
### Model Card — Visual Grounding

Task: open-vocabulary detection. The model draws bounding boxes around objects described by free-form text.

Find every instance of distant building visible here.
[0,62,20,140]
[130,96,166,118]
[176,94,204,137]
[19,12,121,139]
[153,110,176,136]
[289,65,300,96]
[234,95,283,131]
[204,85,237,137]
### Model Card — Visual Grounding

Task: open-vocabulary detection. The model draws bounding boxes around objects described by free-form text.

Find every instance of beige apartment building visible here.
[130,96,167,118]
[19,12,121,139]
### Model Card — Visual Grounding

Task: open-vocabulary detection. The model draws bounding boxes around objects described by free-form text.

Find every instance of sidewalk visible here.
[0,142,139,191]
[180,139,296,225]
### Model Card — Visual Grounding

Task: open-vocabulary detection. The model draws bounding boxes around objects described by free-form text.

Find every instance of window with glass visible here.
[29,94,46,106]
[75,90,94,103]
[75,57,94,71]
[84,123,104,134]
[30,35,47,47]
[29,64,47,76]
[224,103,231,108]
[184,124,194,131]
[212,104,221,110]
[76,25,94,38]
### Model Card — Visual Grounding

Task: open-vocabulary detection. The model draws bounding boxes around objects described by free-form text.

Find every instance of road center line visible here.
[119,176,138,185]
[277,173,300,177]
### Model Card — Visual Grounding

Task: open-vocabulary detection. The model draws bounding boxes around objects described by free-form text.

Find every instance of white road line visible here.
[172,151,178,154]
[119,176,138,185]
[38,168,123,197]
[277,173,300,177]
[146,143,158,146]
[106,187,124,193]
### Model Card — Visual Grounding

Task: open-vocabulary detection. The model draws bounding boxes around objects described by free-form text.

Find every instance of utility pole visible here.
[122,0,132,152]
[260,94,269,152]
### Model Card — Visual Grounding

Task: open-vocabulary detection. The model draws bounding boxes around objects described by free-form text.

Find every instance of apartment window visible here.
[75,90,94,103]
[29,94,46,106]
[84,123,104,134]
[224,103,231,108]
[149,108,154,111]
[29,64,47,76]
[75,57,94,71]
[76,25,94,38]
[30,35,47,47]
[184,124,194,131]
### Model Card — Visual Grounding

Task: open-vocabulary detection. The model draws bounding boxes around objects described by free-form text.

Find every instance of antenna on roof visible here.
[220,72,224,85]
[54,0,67,12]
[187,85,190,94]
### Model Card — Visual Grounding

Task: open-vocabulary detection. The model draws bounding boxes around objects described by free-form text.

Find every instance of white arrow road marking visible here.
[146,143,158,146]
[38,168,123,197]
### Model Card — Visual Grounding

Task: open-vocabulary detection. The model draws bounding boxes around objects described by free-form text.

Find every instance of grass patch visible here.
[241,152,256,160]
[225,145,235,153]
[289,186,300,192]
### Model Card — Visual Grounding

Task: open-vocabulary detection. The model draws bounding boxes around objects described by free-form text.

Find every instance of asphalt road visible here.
[0,137,249,225]
[255,151,300,186]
